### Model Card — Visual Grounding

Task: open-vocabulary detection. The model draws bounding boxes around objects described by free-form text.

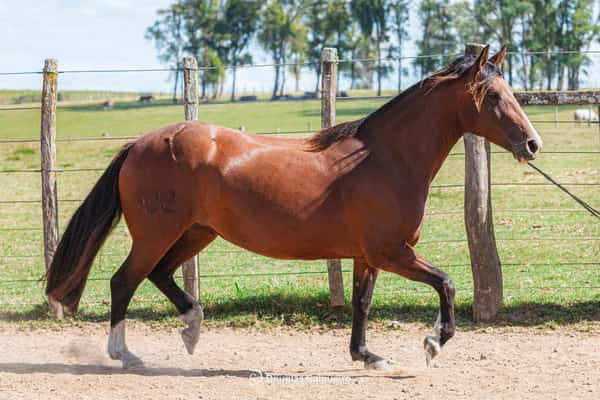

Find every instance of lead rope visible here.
[527,162,600,220]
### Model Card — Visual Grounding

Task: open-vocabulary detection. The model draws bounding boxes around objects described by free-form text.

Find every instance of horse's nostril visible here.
[527,139,539,154]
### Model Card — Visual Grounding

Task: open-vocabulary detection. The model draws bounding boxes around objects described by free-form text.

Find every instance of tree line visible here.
[146,0,600,102]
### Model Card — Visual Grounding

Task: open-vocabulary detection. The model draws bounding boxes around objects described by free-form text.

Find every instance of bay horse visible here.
[46,45,542,370]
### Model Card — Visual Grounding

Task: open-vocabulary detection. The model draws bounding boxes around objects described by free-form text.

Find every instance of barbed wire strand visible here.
[2,49,600,76]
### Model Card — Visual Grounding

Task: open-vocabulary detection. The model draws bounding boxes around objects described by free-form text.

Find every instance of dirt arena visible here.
[0,322,598,399]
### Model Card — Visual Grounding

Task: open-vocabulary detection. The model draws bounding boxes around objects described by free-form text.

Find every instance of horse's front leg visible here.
[363,242,456,366]
[349,259,390,370]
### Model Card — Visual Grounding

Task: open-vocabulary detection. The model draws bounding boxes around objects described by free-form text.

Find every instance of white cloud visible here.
[99,0,132,10]
[80,7,97,17]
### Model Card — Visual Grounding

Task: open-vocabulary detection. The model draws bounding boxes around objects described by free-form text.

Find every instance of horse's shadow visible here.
[0,362,260,378]
[0,362,414,380]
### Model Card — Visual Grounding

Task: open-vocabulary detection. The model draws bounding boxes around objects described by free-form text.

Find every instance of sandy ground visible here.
[0,322,598,400]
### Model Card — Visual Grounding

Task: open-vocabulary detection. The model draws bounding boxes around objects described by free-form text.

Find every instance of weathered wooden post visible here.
[321,48,345,307]
[463,43,502,323]
[554,107,559,128]
[181,56,199,300]
[40,59,63,319]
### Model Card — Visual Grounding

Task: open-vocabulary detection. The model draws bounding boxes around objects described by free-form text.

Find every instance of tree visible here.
[181,0,222,99]
[562,0,599,89]
[390,0,410,91]
[326,0,353,92]
[305,0,332,93]
[414,0,456,77]
[145,3,186,104]
[302,0,352,94]
[474,0,533,86]
[258,0,307,99]
[288,24,308,93]
[531,0,558,90]
[351,0,392,96]
[451,1,479,45]
[343,22,367,90]
[216,0,261,101]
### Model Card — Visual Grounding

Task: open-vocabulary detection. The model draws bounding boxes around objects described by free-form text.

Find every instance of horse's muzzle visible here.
[513,138,542,163]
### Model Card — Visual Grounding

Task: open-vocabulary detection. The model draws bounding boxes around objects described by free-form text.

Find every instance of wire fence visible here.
[1,51,599,312]
[2,49,600,76]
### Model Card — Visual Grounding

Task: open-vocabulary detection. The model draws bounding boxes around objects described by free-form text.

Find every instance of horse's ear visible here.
[489,45,507,67]
[474,45,490,73]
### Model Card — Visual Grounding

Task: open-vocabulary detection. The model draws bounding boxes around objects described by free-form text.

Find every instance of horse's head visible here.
[457,45,543,162]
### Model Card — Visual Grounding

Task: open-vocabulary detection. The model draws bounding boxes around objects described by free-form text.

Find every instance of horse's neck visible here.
[363,85,463,186]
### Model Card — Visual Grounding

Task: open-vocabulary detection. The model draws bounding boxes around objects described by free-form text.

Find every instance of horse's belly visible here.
[204,182,354,260]
[217,229,344,260]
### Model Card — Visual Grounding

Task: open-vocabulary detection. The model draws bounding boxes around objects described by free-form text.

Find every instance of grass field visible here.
[0,93,598,329]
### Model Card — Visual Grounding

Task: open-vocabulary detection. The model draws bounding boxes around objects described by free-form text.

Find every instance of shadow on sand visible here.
[2,292,598,328]
[0,362,415,381]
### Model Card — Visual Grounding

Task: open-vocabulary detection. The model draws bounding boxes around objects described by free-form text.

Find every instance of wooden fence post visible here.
[597,105,600,140]
[181,56,199,300]
[463,43,502,323]
[321,48,345,307]
[40,59,63,319]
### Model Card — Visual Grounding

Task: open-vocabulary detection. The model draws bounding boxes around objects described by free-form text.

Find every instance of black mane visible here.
[307,55,501,151]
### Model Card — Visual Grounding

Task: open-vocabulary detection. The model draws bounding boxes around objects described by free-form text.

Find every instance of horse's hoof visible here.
[121,352,144,370]
[424,336,441,367]
[180,305,202,355]
[364,358,391,371]
[181,326,200,355]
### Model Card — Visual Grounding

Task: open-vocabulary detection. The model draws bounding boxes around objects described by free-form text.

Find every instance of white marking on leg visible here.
[434,312,442,337]
[364,359,392,371]
[107,320,143,369]
[424,336,442,367]
[180,302,204,355]
[424,312,443,367]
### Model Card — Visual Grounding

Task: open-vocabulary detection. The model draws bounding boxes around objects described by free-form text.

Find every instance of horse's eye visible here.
[487,91,501,102]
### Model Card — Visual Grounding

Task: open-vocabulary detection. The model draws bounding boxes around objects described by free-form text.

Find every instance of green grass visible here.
[0,95,599,329]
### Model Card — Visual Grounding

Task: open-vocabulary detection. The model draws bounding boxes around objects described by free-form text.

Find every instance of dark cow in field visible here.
[139,95,154,103]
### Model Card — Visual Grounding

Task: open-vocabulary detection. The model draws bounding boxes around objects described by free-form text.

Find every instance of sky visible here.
[1,0,599,94]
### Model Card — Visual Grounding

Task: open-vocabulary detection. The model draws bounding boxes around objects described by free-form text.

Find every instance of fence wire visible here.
[1,49,600,76]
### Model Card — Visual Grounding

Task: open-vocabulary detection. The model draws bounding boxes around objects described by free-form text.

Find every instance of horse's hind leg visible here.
[108,238,177,369]
[148,224,217,355]
[349,259,390,370]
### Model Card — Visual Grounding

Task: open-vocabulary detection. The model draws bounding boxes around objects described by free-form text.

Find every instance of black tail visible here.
[46,142,134,313]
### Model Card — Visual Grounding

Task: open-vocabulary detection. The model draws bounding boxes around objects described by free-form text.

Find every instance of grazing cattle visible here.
[574,109,599,126]
[139,95,154,103]
[103,100,114,110]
